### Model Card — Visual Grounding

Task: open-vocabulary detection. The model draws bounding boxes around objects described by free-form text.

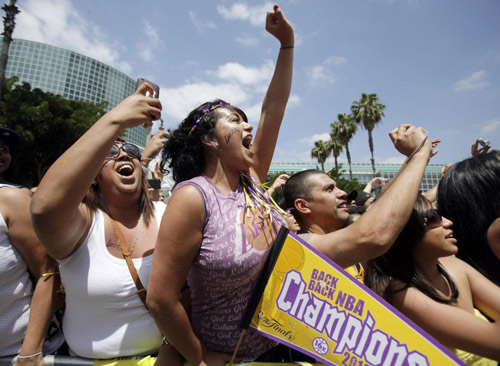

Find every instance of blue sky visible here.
[7,0,500,165]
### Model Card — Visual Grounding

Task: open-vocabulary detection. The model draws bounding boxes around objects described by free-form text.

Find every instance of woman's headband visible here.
[188,101,229,135]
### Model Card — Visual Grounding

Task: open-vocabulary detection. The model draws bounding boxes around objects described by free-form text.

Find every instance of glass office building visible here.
[1,38,148,147]
[269,162,444,193]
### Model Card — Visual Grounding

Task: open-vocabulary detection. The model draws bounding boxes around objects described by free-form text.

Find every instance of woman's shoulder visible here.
[440,256,476,277]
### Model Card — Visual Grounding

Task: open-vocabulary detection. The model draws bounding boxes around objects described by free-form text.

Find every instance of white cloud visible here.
[217,2,274,27]
[325,56,348,66]
[211,60,274,86]
[287,94,301,108]
[14,0,132,74]
[480,118,500,134]
[453,70,489,92]
[236,34,259,47]
[189,10,217,30]
[273,147,312,162]
[305,56,347,88]
[380,155,406,164]
[161,82,250,123]
[137,22,164,62]
[299,133,331,145]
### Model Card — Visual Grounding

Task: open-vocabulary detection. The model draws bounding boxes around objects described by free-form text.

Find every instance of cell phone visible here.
[136,78,160,99]
[148,178,161,190]
[477,138,491,148]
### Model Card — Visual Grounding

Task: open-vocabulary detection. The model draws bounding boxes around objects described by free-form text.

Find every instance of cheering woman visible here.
[147,4,294,366]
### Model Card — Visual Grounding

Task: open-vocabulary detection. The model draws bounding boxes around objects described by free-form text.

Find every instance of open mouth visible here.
[117,163,134,177]
[242,135,253,149]
[337,201,348,209]
[445,232,457,244]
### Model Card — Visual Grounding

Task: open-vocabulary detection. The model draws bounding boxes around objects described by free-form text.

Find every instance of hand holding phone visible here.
[477,137,491,148]
[136,78,160,99]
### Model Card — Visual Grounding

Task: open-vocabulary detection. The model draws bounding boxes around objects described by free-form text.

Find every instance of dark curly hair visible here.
[365,194,459,305]
[160,99,247,183]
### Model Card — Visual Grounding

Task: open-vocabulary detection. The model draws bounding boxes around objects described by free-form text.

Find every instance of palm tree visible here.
[351,93,386,177]
[331,113,357,180]
[329,135,343,171]
[311,139,332,172]
[0,0,19,100]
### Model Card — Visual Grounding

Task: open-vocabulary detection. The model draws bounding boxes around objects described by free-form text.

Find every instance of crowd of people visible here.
[1,4,499,366]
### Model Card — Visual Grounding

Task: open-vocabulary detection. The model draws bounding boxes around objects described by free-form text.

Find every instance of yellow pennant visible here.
[242,228,464,366]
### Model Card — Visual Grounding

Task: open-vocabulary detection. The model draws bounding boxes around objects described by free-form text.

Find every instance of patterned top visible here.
[174,175,285,358]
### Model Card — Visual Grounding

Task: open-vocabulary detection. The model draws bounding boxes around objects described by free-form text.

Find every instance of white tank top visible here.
[0,183,64,356]
[59,202,166,358]
[0,207,32,356]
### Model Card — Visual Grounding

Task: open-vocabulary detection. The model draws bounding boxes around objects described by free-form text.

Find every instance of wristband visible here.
[405,136,428,163]
[280,45,294,49]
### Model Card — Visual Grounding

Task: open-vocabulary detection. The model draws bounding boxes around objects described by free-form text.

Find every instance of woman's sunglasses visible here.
[106,143,141,160]
[423,209,442,227]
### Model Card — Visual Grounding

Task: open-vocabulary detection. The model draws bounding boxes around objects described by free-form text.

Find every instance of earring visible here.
[214,142,219,148]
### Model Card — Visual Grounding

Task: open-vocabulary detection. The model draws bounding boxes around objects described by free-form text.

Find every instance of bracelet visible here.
[405,136,428,164]
[161,336,171,346]
[17,352,43,359]
[280,45,294,50]
[42,271,60,277]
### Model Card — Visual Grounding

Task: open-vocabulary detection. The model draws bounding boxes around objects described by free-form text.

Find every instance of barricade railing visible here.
[0,356,323,366]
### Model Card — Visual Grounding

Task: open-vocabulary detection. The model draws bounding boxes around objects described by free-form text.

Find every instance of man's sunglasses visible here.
[106,143,141,160]
[423,209,442,227]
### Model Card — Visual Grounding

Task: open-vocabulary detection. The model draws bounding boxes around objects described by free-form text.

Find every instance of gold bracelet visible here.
[42,271,60,277]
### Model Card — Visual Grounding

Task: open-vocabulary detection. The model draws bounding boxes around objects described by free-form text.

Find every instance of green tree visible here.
[351,93,386,177]
[327,165,364,193]
[331,113,357,180]
[0,0,19,100]
[0,77,107,187]
[329,135,343,171]
[311,139,332,172]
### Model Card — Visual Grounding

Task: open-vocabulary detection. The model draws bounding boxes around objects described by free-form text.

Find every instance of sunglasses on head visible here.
[106,143,141,160]
[423,208,442,227]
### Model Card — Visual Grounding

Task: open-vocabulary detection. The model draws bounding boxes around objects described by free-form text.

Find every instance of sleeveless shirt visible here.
[174,175,285,358]
[58,202,165,358]
[0,183,64,356]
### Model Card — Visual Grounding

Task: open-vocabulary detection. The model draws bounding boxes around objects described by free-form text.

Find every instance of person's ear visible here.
[294,198,311,214]
[201,136,219,149]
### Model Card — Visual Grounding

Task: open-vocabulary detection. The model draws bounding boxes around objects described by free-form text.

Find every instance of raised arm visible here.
[309,125,434,268]
[362,177,387,194]
[31,83,161,259]
[250,4,294,181]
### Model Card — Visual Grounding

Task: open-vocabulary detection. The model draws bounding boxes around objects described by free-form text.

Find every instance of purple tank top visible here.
[173,175,284,358]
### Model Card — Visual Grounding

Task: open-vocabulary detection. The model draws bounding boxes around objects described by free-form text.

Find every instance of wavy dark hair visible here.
[160,99,247,183]
[437,150,500,285]
[365,194,459,305]
[82,138,154,226]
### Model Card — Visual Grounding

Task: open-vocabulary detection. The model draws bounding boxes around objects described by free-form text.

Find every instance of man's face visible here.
[304,173,350,230]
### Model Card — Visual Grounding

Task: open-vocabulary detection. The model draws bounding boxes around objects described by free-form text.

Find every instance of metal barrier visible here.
[0,356,322,366]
